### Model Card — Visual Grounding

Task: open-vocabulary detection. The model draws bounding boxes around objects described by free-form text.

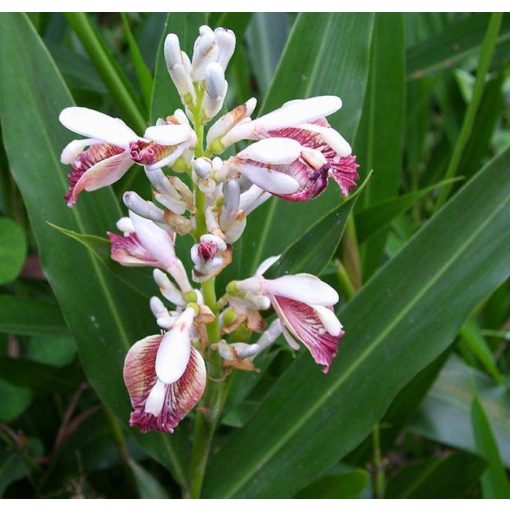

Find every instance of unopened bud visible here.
[191,25,218,82]
[123,191,165,223]
[214,27,236,70]
[194,157,212,178]
[204,62,228,118]
[221,308,238,327]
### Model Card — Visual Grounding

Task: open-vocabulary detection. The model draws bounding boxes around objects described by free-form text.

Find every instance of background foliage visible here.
[0,12,509,498]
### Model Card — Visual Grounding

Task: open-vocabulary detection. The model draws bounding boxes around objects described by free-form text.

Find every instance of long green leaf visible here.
[355,13,406,279]
[204,146,510,497]
[0,13,186,488]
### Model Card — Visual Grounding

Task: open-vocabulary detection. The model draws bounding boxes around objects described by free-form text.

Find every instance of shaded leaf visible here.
[0,217,27,284]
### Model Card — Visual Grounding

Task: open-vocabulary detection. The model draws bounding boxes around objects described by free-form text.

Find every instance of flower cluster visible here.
[59,25,358,433]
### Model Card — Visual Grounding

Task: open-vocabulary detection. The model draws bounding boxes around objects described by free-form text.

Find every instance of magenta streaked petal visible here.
[108,232,161,268]
[123,335,206,433]
[273,159,329,201]
[65,143,133,206]
[329,155,359,196]
[272,296,344,373]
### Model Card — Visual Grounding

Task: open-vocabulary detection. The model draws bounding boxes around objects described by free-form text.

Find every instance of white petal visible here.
[116,216,135,234]
[238,164,300,195]
[238,138,302,165]
[144,380,167,416]
[61,138,99,164]
[129,211,176,268]
[59,107,137,148]
[265,274,339,306]
[155,308,194,384]
[144,124,192,146]
[255,255,281,277]
[258,96,342,129]
[164,33,181,68]
[313,305,343,336]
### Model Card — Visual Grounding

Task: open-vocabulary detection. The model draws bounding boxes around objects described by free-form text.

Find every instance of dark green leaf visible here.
[128,459,171,499]
[0,217,27,284]
[0,379,32,422]
[296,465,370,499]
[0,295,69,337]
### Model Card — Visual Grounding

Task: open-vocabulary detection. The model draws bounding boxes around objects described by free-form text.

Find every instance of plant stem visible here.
[434,12,502,209]
[372,423,385,498]
[341,215,362,290]
[187,94,227,498]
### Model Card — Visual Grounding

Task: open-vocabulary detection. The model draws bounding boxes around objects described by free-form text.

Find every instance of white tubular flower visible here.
[231,256,344,373]
[204,62,228,119]
[192,157,216,194]
[191,234,230,282]
[206,98,257,153]
[123,191,166,224]
[153,269,186,308]
[239,184,271,215]
[219,180,246,243]
[164,34,196,105]
[123,306,206,433]
[191,25,219,82]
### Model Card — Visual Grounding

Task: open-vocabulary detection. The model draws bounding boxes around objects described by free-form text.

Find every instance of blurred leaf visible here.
[240,13,374,279]
[205,147,510,497]
[0,217,27,284]
[209,12,252,34]
[121,13,153,109]
[386,452,487,498]
[0,295,69,337]
[246,13,292,94]
[128,459,171,499]
[407,13,510,79]
[409,356,510,467]
[0,379,32,422]
[472,395,510,498]
[0,13,187,487]
[0,448,27,496]
[28,335,76,367]
[0,357,81,393]
[355,13,406,279]
[296,465,370,498]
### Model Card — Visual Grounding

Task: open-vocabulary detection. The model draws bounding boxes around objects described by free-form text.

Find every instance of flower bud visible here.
[123,191,165,223]
[153,269,185,307]
[191,26,218,82]
[214,28,236,70]
[204,62,228,118]
[193,157,212,178]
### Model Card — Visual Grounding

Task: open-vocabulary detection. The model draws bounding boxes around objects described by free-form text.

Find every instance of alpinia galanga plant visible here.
[58,24,358,494]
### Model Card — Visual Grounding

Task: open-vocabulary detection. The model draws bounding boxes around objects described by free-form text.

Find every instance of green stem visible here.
[187,93,227,498]
[334,259,357,301]
[341,215,362,290]
[372,423,385,498]
[435,12,502,209]
[65,12,146,132]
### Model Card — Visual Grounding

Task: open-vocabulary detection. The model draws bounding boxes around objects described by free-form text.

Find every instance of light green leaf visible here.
[204,147,510,497]
[409,355,510,468]
[472,395,510,498]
